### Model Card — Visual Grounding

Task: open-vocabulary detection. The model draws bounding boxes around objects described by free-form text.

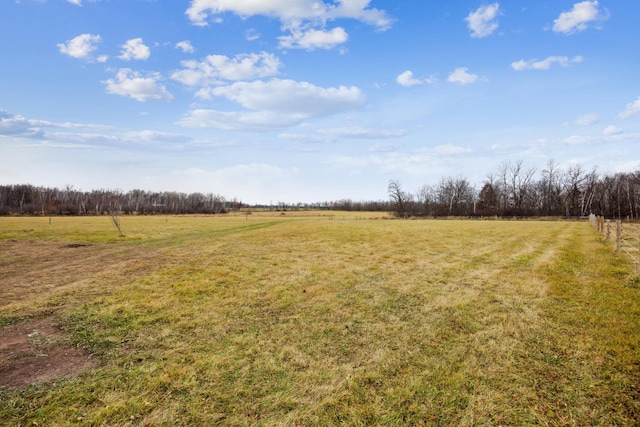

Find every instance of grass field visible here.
[1,214,639,426]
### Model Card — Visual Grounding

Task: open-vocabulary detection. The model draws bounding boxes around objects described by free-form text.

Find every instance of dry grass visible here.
[1,214,639,426]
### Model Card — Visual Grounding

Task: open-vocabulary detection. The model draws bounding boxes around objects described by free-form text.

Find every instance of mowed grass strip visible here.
[1,216,639,426]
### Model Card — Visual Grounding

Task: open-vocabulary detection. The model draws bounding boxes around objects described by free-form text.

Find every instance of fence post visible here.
[615,220,622,252]
[606,219,611,241]
[637,226,640,274]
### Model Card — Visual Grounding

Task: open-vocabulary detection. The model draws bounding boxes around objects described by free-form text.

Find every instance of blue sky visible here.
[1,0,639,203]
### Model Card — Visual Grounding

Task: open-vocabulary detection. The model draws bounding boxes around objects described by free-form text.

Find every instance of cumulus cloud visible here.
[185,0,393,29]
[396,70,423,87]
[211,79,364,114]
[465,3,500,38]
[619,97,640,119]
[185,0,392,50]
[178,78,365,131]
[57,33,103,61]
[511,55,583,71]
[278,27,348,50]
[118,38,151,61]
[176,40,195,53]
[172,52,281,87]
[104,69,173,102]
[553,1,608,34]
[447,67,480,85]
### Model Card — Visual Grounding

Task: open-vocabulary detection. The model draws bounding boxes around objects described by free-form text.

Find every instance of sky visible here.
[1,0,639,204]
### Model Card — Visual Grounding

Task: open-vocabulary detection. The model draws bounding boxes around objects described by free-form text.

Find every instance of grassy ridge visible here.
[1,216,639,425]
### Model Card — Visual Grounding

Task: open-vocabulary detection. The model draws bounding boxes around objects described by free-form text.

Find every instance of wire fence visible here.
[589,214,640,274]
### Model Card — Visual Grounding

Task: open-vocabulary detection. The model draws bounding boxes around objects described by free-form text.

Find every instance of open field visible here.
[1,214,640,426]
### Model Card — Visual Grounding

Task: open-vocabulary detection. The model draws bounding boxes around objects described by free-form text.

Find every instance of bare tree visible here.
[388,179,410,218]
[417,183,436,216]
[107,190,124,237]
[498,160,536,214]
[539,159,563,216]
[562,164,587,217]
[435,176,476,216]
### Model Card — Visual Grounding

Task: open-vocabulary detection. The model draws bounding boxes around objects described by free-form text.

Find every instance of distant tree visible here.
[417,184,436,216]
[435,176,476,216]
[498,160,536,215]
[539,159,564,216]
[388,179,410,218]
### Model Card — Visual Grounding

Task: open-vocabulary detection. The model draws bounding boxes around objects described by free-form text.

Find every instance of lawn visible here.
[1,214,639,426]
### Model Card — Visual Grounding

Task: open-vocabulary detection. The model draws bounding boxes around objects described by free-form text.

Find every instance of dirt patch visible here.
[60,243,93,248]
[0,317,96,389]
[0,240,165,309]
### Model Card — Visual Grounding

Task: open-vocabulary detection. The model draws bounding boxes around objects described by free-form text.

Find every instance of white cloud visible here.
[465,3,500,38]
[553,1,608,34]
[511,55,583,71]
[396,70,422,87]
[172,52,281,87]
[178,78,365,131]
[119,38,151,61]
[104,69,173,102]
[210,79,364,115]
[176,40,195,53]
[185,0,392,52]
[67,0,82,5]
[278,27,348,50]
[619,97,640,119]
[185,0,393,30]
[572,113,599,126]
[57,33,102,60]
[603,125,622,135]
[177,110,308,131]
[246,29,260,41]
[120,130,193,146]
[0,109,116,143]
[0,110,44,138]
[447,67,479,85]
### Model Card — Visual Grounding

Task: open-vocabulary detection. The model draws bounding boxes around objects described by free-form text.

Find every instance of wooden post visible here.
[637,226,640,274]
[615,220,622,252]
[606,219,611,241]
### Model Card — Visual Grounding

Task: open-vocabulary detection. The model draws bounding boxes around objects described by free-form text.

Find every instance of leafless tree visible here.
[498,160,536,214]
[388,179,410,218]
[436,176,476,216]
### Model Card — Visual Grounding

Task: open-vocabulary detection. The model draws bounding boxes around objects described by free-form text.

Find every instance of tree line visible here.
[388,160,640,219]
[1,160,638,218]
[0,186,238,216]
